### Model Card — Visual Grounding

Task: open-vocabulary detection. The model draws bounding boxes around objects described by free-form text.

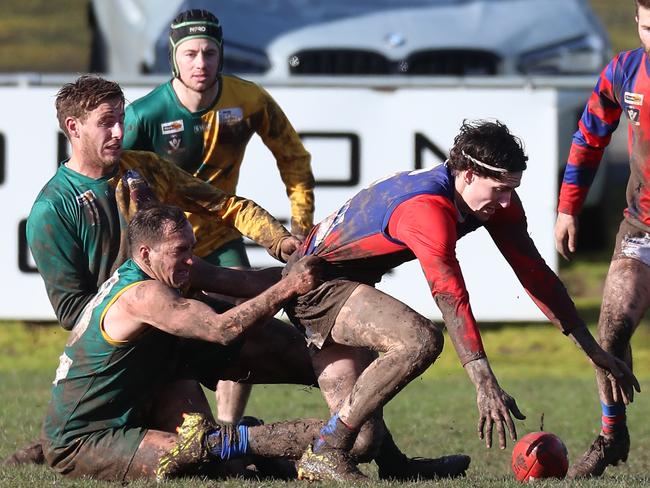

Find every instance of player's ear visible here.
[139,245,151,265]
[65,117,80,138]
[464,169,475,184]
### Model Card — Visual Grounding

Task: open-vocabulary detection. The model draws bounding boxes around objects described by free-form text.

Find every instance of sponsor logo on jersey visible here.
[194,121,211,133]
[217,107,244,125]
[161,119,185,135]
[624,92,644,106]
[627,107,641,125]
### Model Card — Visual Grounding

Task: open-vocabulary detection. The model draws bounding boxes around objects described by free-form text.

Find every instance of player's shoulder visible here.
[221,74,267,100]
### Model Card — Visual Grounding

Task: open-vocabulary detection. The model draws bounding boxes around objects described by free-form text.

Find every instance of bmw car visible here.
[91,0,610,77]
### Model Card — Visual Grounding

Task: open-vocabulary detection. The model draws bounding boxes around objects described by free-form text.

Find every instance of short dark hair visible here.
[447,120,528,180]
[128,204,189,255]
[637,0,650,12]
[55,75,124,136]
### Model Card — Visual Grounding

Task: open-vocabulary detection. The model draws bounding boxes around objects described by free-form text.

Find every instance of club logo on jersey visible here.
[627,107,641,125]
[217,107,244,125]
[161,119,185,135]
[624,92,644,106]
[166,133,184,153]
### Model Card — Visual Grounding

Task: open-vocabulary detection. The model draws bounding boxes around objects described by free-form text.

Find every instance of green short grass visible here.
[1,318,648,487]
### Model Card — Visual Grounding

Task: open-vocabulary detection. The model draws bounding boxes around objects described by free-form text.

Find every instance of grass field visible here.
[1,305,649,487]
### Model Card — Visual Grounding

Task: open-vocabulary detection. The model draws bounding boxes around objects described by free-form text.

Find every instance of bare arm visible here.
[189,256,283,297]
[106,256,323,344]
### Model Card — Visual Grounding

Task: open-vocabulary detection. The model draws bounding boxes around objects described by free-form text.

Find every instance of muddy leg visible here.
[324,285,443,432]
[595,258,648,408]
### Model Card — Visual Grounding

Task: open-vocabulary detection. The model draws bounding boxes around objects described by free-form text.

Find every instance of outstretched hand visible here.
[589,348,641,405]
[475,381,526,449]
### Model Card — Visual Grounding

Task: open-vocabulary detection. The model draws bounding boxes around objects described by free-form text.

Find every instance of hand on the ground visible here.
[589,348,641,405]
[279,236,302,262]
[554,212,578,260]
[475,382,526,449]
[285,255,324,295]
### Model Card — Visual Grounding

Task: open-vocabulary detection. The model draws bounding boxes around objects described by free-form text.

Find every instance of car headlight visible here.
[517,35,608,75]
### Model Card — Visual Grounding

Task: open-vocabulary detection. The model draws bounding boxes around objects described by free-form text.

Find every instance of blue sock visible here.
[207,425,249,460]
[600,401,626,436]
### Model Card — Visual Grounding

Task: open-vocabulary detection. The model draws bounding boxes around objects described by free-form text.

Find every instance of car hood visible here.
[184,0,598,55]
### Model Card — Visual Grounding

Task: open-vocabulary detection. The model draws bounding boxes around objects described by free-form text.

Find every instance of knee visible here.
[407,320,443,369]
[350,417,384,463]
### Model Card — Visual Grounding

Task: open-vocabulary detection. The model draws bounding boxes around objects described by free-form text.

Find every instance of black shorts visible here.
[285,279,360,348]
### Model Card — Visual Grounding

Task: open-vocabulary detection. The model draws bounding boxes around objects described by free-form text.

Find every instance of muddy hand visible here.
[122,169,156,212]
[590,348,641,405]
[279,236,302,262]
[476,382,525,449]
[286,255,325,295]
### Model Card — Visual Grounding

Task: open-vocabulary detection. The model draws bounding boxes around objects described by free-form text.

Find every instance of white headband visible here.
[461,150,508,173]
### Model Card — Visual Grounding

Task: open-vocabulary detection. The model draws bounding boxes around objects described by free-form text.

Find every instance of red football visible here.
[511,431,569,482]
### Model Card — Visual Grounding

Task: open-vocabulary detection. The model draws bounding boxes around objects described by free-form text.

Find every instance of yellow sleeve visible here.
[257,87,315,237]
[118,151,291,259]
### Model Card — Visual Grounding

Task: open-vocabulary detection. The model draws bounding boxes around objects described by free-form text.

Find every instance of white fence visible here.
[0,75,594,321]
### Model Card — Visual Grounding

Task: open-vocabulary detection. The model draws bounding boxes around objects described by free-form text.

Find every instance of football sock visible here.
[600,401,626,436]
[313,412,356,452]
[206,424,249,459]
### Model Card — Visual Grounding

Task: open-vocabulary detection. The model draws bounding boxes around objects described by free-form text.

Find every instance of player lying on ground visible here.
[42,203,328,481]
[285,120,640,481]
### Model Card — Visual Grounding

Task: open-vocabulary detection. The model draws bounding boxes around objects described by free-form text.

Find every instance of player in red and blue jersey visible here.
[555,0,650,479]
[289,120,638,482]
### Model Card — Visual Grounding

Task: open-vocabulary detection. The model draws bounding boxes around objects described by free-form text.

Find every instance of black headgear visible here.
[169,9,223,78]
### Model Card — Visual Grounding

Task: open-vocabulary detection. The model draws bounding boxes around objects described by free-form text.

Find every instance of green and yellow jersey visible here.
[27,150,291,330]
[42,259,175,449]
[123,75,315,255]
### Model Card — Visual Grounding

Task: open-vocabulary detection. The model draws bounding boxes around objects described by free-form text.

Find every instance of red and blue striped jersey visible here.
[559,48,650,231]
[304,164,583,365]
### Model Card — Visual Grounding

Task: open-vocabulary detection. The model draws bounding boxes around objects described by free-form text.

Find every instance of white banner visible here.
[0,79,582,321]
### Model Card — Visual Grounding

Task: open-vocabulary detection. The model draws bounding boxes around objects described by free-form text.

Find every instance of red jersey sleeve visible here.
[388,193,486,365]
[486,192,585,333]
[558,54,622,215]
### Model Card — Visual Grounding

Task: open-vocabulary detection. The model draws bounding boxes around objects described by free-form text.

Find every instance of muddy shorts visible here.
[613,219,650,267]
[285,279,360,348]
[43,426,146,482]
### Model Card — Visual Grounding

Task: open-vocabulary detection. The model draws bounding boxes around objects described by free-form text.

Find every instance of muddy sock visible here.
[246,419,323,458]
[600,401,626,436]
[206,425,248,460]
[313,413,357,452]
[374,428,407,468]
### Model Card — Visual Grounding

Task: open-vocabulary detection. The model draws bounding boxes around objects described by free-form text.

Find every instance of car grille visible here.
[288,49,500,75]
